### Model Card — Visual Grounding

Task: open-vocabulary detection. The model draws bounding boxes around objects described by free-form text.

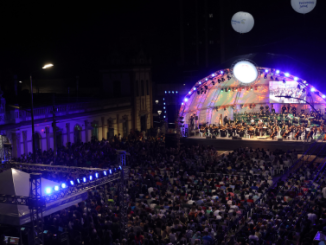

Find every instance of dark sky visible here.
[0,0,325,91]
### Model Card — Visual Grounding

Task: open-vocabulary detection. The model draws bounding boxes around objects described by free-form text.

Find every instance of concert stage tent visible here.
[0,168,88,226]
[179,54,326,127]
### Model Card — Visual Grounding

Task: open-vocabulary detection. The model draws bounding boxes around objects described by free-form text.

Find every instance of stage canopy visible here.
[179,55,326,126]
[0,168,88,226]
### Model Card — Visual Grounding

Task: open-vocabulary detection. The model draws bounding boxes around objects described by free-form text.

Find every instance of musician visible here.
[294,127,303,140]
[223,116,228,125]
[271,105,276,115]
[265,106,270,115]
[282,105,287,114]
[260,105,264,113]
[291,106,297,117]
[306,127,316,142]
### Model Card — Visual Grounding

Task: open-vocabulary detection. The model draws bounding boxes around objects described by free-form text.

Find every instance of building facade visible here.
[0,51,153,160]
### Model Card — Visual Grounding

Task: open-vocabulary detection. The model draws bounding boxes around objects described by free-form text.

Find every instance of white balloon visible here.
[291,0,317,14]
[231,12,255,34]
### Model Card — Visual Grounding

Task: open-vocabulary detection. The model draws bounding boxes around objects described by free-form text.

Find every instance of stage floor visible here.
[181,135,326,153]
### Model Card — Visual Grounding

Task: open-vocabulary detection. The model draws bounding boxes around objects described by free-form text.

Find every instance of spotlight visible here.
[212,73,216,77]
[303,81,306,83]
[184,98,188,102]
[322,95,326,99]
[193,88,196,91]
[165,91,167,94]
[76,178,81,184]
[205,78,208,81]
[265,69,268,73]
[61,183,67,189]
[294,77,298,81]
[188,91,191,94]
[83,177,87,183]
[89,175,93,181]
[45,187,52,195]
[69,180,74,186]
[311,88,315,92]
[163,116,166,118]
[103,171,107,176]
[54,186,59,191]
[285,73,290,77]
[109,169,112,175]
[276,70,280,74]
[181,102,184,105]
[199,81,202,84]
[220,71,224,74]
[119,166,122,170]
[95,173,99,178]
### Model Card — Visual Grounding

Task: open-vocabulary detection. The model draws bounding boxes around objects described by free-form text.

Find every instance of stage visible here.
[181,135,326,154]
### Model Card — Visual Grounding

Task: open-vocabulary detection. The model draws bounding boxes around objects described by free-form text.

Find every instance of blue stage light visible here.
[77,179,81,184]
[199,82,202,84]
[168,91,171,93]
[188,91,191,94]
[294,77,298,81]
[193,88,196,90]
[83,177,87,183]
[70,180,74,186]
[322,95,326,99]
[220,71,224,74]
[265,69,268,73]
[103,171,107,176]
[172,91,174,93]
[163,103,165,105]
[45,187,52,194]
[163,116,166,118]
[89,175,93,181]
[212,73,215,77]
[311,88,315,92]
[276,70,280,74]
[176,91,178,93]
[285,73,290,77]
[61,183,66,189]
[181,102,184,105]
[165,91,167,94]
[95,173,99,178]
[119,166,122,170]
[109,169,112,174]
[184,98,188,102]
[54,186,59,191]
[205,78,208,81]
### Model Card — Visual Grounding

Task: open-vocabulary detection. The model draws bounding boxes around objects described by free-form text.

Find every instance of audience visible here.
[10,134,326,245]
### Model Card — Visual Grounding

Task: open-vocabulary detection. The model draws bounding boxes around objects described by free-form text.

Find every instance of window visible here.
[113,81,121,97]
[146,80,149,95]
[135,80,139,96]
[141,80,145,96]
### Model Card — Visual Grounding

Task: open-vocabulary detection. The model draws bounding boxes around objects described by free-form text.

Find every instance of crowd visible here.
[8,135,326,245]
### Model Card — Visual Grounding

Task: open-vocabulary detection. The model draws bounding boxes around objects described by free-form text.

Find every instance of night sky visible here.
[0,0,325,92]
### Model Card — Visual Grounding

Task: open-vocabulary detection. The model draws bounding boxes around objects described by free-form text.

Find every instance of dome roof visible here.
[179,54,326,125]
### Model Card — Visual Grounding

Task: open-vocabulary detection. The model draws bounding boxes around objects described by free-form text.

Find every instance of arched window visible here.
[34,133,41,151]
[74,125,82,143]
[91,122,98,140]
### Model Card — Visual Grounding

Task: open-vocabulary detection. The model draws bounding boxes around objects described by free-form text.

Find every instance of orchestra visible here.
[196,107,326,141]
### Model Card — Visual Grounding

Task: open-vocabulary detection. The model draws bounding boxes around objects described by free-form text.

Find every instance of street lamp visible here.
[30,63,53,163]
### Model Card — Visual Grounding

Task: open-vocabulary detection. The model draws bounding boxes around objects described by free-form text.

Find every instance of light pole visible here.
[30,63,53,163]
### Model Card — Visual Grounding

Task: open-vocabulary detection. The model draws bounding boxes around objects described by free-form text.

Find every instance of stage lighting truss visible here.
[0,169,124,205]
